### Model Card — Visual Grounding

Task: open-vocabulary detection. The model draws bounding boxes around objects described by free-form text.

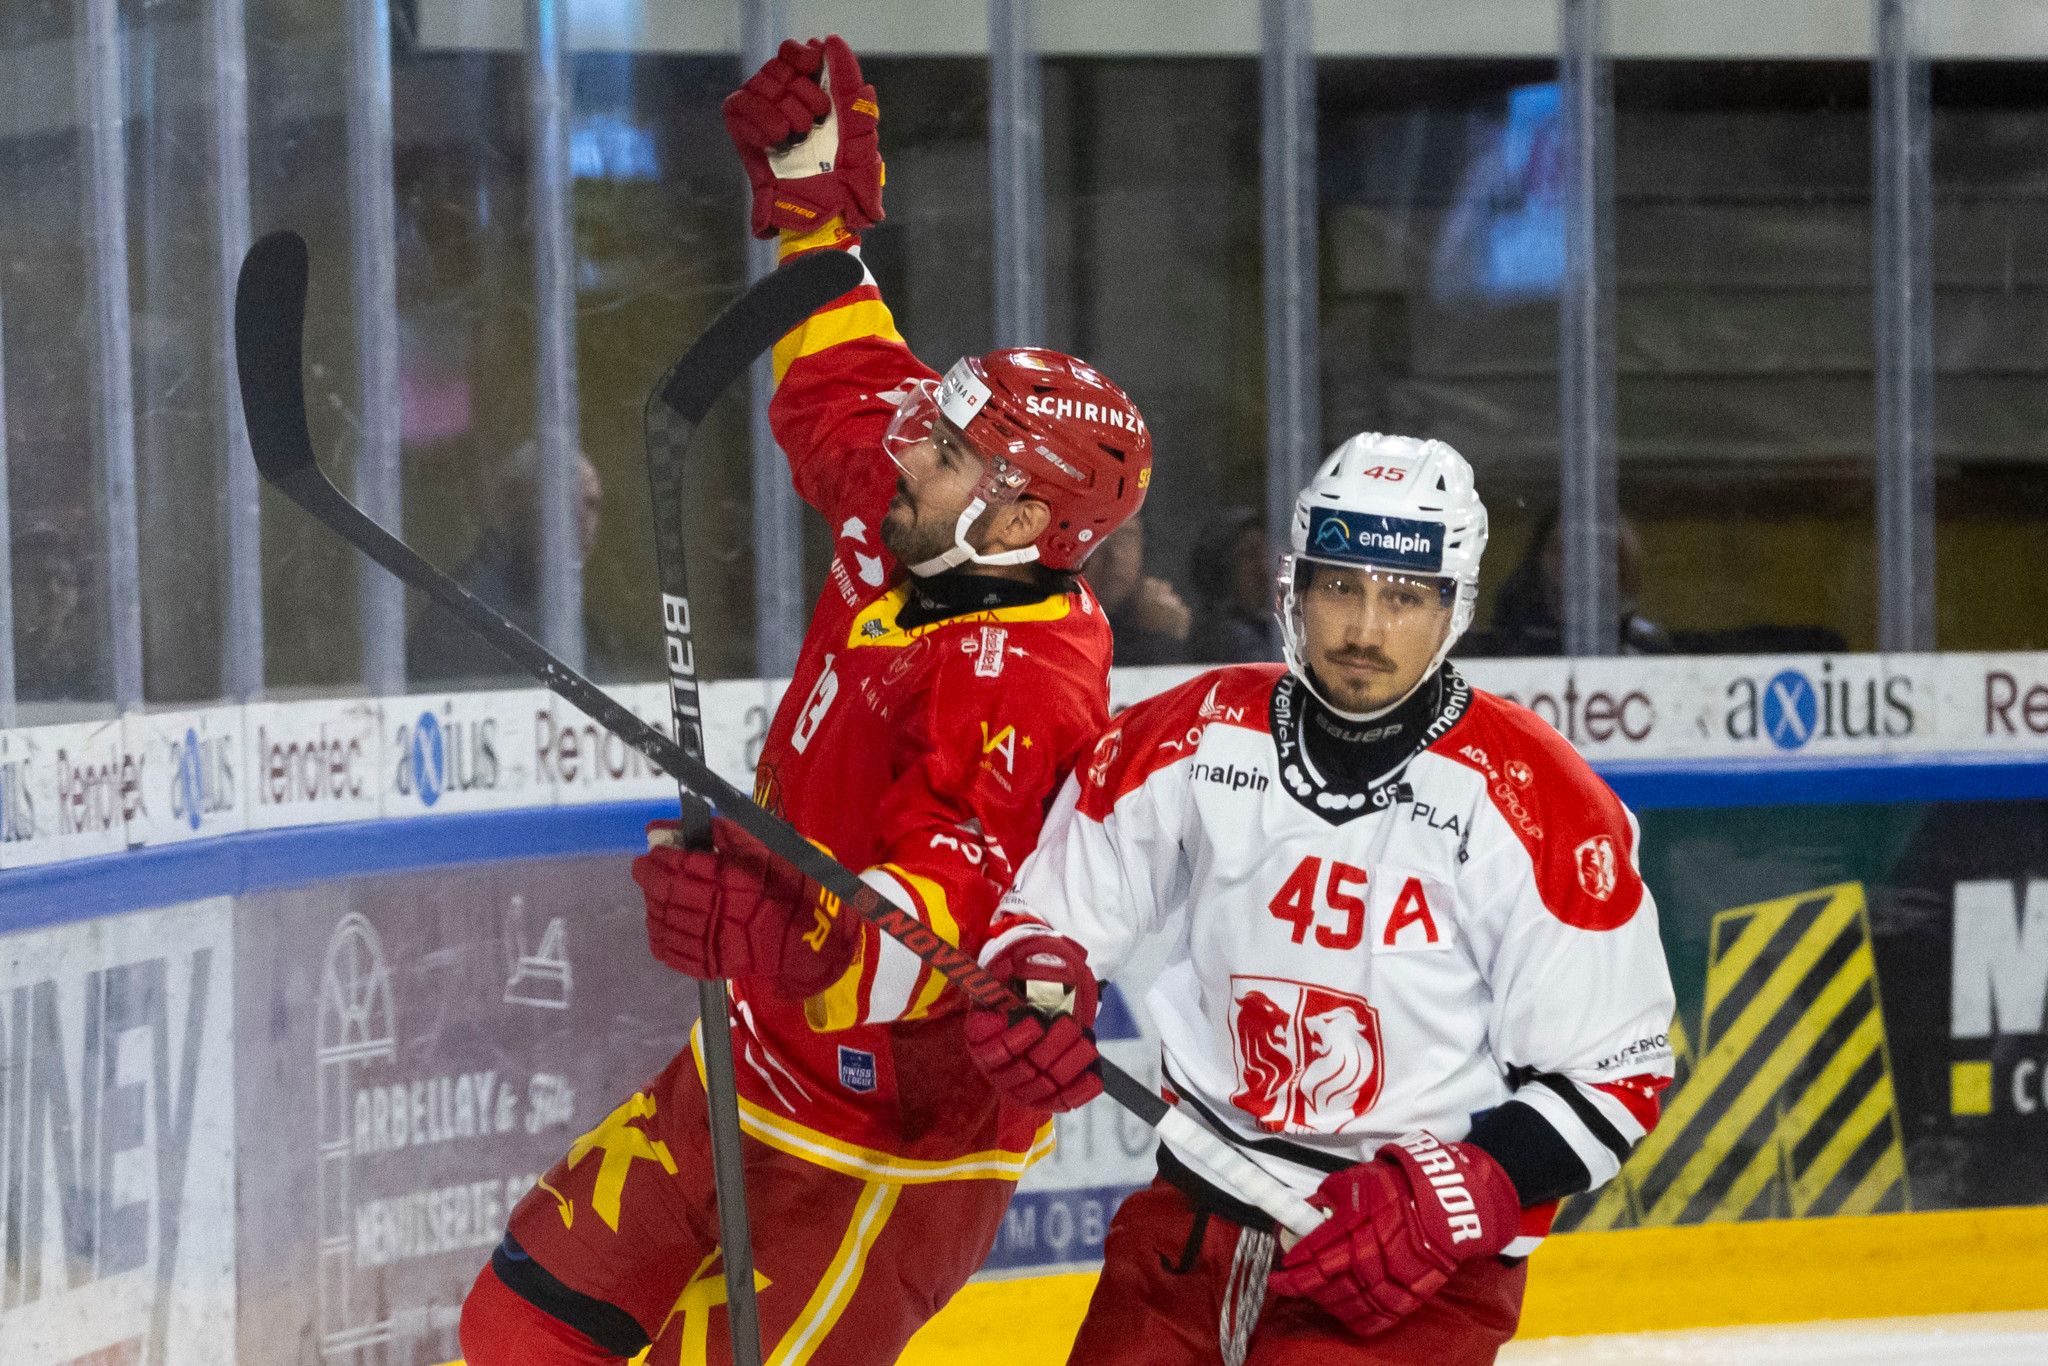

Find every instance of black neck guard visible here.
[1269,666,1471,823]
[896,571,1064,631]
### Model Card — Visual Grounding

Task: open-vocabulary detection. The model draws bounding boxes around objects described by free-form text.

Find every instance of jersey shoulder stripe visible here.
[1076,664,1282,819]
[1430,688,1645,931]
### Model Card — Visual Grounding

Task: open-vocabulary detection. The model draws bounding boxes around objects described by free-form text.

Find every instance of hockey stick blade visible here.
[231,234,1325,1241]
[655,249,861,425]
[234,231,320,494]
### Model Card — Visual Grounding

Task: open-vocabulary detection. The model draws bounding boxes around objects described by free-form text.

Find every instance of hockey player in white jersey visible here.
[963,434,1677,1364]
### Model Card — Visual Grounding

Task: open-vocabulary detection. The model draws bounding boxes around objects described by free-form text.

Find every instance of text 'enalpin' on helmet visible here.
[1289,432,1489,640]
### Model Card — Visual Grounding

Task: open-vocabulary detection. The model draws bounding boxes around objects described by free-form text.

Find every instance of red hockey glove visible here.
[723,34,884,239]
[632,817,856,999]
[1269,1132,1520,1339]
[963,933,1104,1112]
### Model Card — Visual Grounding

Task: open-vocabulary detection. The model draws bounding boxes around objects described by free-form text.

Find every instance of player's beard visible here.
[1311,644,1417,716]
[881,482,958,569]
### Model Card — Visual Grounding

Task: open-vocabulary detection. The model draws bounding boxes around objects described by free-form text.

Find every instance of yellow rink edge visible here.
[896,1204,2048,1364]
[434,1206,2048,1364]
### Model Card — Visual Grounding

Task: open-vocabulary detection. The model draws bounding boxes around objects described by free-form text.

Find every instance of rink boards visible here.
[2,652,2047,1364]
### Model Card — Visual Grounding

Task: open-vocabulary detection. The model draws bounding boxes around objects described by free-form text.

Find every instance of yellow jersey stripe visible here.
[737,1092,1053,1184]
[875,863,959,1023]
[843,864,925,1023]
[769,1181,901,1365]
[689,1023,1054,1184]
[905,965,950,1023]
[772,297,905,384]
[805,930,868,1034]
[878,863,960,946]
[778,219,856,259]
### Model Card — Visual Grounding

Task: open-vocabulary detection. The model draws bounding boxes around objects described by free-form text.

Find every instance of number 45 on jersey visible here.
[1267,856,1442,953]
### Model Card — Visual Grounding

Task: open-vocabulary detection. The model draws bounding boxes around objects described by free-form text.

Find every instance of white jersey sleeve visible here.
[983,718,1194,979]
[1442,722,1676,1208]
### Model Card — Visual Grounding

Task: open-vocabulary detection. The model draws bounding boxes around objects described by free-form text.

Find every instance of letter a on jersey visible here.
[1381,877,1441,947]
[1227,975,1384,1134]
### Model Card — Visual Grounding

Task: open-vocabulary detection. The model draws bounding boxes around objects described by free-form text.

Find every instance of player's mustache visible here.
[1327,648,1396,672]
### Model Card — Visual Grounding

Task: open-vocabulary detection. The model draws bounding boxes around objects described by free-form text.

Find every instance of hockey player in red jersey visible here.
[459,36,1153,1366]
[965,434,1676,1364]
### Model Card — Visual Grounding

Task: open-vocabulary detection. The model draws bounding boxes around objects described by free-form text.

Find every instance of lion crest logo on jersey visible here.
[1227,976,1384,1133]
[1575,834,1619,901]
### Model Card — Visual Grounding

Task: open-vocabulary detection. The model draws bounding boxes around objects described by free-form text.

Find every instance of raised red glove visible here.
[631,817,856,999]
[1269,1132,1520,1339]
[963,933,1103,1112]
[722,35,884,239]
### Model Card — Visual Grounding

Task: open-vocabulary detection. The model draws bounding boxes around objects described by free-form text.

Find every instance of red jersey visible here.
[704,222,1114,1181]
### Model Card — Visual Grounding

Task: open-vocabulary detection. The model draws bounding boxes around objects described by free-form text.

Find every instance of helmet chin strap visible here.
[907,497,1043,578]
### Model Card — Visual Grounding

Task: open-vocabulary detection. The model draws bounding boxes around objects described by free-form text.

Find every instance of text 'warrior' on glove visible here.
[723,35,884,239]
[632,816,856,1000]
[963,932,1104,1112]
[1268,1131,1521,1340]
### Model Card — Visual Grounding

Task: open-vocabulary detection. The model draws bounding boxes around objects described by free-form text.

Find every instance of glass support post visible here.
[990,0,1047,348]
[81,0,145,710]
[209,0,263,699]
[1558,0,1619,657]
[1260,0,1321,558]
[0,293,14,726]
[743,0,804,679]
[347,0,404,694]
[1873,0,1936,652]
[528,0,585,670]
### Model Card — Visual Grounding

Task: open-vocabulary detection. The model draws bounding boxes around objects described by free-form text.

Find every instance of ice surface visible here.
[1502,1311,2048,1364]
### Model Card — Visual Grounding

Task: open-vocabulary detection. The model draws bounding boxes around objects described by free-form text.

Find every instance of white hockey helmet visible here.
[1278,432,1490,719]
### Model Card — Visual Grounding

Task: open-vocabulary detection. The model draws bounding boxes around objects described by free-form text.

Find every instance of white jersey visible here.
[987,664,1676,1253]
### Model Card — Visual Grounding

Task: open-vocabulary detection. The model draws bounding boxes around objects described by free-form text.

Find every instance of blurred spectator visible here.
[409,440,606,685]
[1085,513,1190,665]
[1462,509,1672,657]
[1185,505,1283,664]
[13,523,99,703]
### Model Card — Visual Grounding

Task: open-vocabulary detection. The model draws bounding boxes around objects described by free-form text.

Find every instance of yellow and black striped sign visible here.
[1558,882,1909,1231]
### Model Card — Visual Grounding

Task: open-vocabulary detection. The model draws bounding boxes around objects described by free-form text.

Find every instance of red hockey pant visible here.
[460,1047,1015,1366]
[1068,1178,1526,1366]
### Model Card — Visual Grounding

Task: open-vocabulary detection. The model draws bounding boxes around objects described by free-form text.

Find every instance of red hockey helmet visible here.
[882,348,1153,574]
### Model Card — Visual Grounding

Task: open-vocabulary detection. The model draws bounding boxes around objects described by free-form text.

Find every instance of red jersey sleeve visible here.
[768,220,940,534]
[804,639,1109,1032]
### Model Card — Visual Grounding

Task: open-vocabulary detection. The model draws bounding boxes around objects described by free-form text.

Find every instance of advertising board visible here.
[0,897,236,1365]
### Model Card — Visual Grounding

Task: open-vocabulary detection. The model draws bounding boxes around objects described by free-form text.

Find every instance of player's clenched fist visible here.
[633,817,856,998]
[1270,1131,1520,1338]
[964,932,1104,1111]
[723,34,884,238]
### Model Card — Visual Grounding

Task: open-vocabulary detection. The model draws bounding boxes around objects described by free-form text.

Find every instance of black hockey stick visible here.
[233,230,1324,1243]
[638,249,861,1365]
